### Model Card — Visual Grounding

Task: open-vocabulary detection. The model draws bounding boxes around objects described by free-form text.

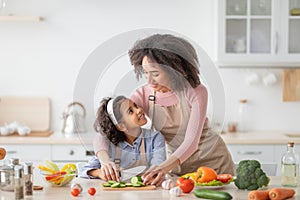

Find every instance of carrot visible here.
[248,190,270,200]
[269,188,295,200]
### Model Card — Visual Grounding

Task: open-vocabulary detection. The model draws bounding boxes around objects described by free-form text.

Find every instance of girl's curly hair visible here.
[128,34,200,91]
[94,96,127,145]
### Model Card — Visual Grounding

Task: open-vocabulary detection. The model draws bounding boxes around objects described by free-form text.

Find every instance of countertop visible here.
[0,176,298,200]
[221,131,300,145]
[1,131,300,145]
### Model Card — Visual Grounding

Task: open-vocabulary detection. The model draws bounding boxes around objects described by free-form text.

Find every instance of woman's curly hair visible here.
[94,96,127,145]
[128,34,200,90]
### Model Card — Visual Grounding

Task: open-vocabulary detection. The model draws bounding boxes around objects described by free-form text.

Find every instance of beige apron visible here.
[149,90,235,175]
[114,133,148,171]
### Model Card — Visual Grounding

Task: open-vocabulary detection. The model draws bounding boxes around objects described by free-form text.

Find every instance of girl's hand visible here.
[142,165,167,186]
[100,161,120,181]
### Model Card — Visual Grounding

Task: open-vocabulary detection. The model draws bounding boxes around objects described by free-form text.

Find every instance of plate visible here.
[195,182,231,189]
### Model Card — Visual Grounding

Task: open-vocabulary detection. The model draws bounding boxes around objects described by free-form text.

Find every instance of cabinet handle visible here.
[237,151,262,155]
[274,32,279,54]
[6,150,17,154]
[69,150,74,155]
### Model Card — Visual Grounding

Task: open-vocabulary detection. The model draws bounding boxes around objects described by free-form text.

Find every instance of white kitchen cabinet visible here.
[51,144,94,163]
[0,144,94,165]
[217,0,300,67]
[227,144,279,175]
[1,144,51,163]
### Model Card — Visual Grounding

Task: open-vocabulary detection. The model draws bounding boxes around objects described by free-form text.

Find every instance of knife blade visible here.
[120,165,147,181]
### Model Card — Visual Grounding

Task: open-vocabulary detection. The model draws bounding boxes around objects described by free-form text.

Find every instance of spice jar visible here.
[0,158,20,192]
[24,162,33,196]
[14,165,24,200]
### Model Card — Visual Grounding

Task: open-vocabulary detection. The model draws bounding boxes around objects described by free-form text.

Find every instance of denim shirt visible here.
[78,129,166,178]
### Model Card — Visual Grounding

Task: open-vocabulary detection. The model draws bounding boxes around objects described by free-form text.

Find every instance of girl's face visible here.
[119,99,147,129]
[142,56,171,92]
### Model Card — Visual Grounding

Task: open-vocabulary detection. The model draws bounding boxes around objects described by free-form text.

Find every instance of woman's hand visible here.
[100,161,120,181]
[142,165,167,186]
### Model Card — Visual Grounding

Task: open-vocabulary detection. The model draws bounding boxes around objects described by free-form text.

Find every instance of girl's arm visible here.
[93,133,120,181]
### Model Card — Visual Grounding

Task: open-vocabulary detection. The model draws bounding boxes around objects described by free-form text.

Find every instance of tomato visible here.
[196,166,217,183]
[176,177,194,193]
[216,174,232,183]
[71,188,80,197]
[88,187,96,196]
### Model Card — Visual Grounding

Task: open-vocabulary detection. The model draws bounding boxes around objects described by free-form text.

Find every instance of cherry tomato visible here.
[176,177,194,193]
[88,187,96,196]
[71,188,80,197]
[216,174,233,183]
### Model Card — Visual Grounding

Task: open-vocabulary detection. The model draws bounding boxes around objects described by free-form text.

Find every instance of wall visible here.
[0,0,299,132]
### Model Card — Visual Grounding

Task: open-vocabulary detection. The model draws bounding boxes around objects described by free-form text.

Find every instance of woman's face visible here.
[119,99,147,128]
[142,56,171,92]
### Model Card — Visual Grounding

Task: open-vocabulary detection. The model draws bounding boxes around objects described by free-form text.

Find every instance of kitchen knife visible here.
[120,165,147,181]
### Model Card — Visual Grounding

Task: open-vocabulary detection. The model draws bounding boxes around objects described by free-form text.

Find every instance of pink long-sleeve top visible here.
[93,84,208,164]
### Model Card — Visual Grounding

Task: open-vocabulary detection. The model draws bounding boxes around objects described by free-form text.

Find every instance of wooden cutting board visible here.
[0,131,53,137]
[0,96,50,131]
[282,69,300,102]
[102,185,156,191]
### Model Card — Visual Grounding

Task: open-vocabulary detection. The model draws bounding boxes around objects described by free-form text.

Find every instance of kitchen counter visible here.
[221,131,300,144]
[0,176,298,200]
[1,131,300,145]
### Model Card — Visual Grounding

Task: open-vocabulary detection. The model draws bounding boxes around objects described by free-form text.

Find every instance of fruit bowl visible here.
[40,171,76,187]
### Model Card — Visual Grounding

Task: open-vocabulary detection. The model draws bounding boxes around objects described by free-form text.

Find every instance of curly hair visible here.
[128,34,200,90]
[94,96,127,146]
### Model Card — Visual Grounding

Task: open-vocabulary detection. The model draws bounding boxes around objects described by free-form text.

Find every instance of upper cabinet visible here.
[217,0,300,68]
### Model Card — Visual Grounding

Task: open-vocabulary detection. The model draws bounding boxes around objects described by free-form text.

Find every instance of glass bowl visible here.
[40,172,76,187]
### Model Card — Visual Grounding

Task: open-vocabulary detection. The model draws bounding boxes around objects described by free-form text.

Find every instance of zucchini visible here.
[194,189,232,200]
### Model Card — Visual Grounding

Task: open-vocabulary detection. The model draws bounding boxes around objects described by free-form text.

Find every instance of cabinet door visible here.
[227,144,278,175]
[51,144,94,163]
[218,0,300,67]
[0,144,51,162]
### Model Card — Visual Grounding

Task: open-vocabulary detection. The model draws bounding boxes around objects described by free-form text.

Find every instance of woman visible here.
[94,34,235,186]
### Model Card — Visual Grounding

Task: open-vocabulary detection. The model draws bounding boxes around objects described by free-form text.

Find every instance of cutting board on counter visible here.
[0,96,50,131]
[102,185,156,191]
[282,69,300,102]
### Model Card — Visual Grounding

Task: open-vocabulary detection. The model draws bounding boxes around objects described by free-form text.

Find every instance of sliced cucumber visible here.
[125,183,133,187]
[102,183,111,187]
[108,180,117,185]
[131,176,143,184]
[111,182,121,188]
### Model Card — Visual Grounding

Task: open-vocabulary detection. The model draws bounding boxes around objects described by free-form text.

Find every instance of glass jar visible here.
[0,158,20,192]
[281,142,299,187]
[237,99,248,132]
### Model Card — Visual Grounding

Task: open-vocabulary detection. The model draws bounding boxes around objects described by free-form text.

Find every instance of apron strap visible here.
[140,131,147,162]
[148,90,156,130]
[114,145,121,168]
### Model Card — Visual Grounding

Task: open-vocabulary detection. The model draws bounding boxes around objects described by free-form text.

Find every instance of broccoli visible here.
[234,160,270,190]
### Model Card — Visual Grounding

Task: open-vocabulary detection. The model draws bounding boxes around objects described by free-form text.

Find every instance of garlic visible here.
[162,179,174,190]
[169,186,182,197]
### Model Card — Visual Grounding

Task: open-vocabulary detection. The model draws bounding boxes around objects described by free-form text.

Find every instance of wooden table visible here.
[0,176,299,199]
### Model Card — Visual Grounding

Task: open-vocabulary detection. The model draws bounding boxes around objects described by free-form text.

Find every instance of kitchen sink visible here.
[284,133,300,138]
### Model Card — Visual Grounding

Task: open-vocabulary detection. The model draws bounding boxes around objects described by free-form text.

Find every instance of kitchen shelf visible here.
[0,16,42,22]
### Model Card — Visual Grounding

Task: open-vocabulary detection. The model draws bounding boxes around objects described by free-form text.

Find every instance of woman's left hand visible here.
[142,165,167,186]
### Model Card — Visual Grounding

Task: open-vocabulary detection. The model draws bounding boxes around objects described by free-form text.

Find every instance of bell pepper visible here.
[196,166,217,183]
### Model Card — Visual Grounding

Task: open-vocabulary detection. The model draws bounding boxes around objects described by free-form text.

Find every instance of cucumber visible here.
[108,180,117,185]
[102,183,111,187]
[111,182,121,188]
[131,176,143,184]
[194,189,232,200]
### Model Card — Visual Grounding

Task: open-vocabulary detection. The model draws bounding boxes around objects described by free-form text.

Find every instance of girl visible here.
[79,96,166,180]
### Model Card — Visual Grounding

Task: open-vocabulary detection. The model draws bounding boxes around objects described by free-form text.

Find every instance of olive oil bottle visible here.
[281,142,299,187]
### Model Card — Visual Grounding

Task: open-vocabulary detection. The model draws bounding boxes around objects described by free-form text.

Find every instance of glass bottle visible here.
[237,99,248,132]
[281,142,299,187]
[24,162,33,196]
[14,165,24,200]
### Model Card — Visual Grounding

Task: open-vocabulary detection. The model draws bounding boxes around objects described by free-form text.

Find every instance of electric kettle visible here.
[61,102,87,134]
